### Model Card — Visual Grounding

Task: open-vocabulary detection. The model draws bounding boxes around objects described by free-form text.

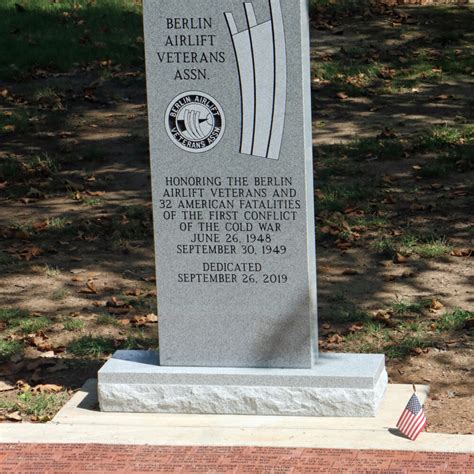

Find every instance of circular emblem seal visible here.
[165,91,225,153]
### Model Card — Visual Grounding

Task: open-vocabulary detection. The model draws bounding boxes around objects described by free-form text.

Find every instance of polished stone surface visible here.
[144,0,317,368]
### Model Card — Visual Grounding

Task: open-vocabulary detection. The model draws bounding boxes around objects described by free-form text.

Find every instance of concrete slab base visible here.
[3,380,473,452]
[97,350,387,416]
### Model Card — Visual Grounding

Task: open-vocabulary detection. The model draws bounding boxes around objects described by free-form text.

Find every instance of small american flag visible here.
[396,392,427,441]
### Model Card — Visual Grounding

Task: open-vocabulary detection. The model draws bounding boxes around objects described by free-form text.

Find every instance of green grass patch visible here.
[63,318,85,331]
[436,309,472,332]
[51,288,70,301]
[0,154,58,184]
[16,317,50,334]
[316,182,376,213]
[392,299,431,315]
[317,138,406,164]
[414,238,452,258]
[0,307,50,333]
[33,87,65,110]
[398,320,423,333]
[107,205,152,241]
[67,336,116,358]
[336,308,371,324]
[43,265,60,277]
[82,197,104,207]
[419,125,474,150]
[0,308,30,325]
[0,390,69,420]
[0,0,144,80]
[46,217,69,230]
[0,340,23,362]
[385,336,431,359]
[372,232,452,258]
[121,334,156,350]
[313,60,383,93]
[96,313,118,326]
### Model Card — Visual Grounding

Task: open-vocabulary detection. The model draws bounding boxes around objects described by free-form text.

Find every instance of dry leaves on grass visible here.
[393,252,407,264]
[79,280,98,294]
[32,383,63,394]
[451,248,472,257]
[130,313,158,327]
[106,296,132,315]
[430,299,444,312]
[6,244,43,261]
[327,333,343,344]
[28,332,53,352]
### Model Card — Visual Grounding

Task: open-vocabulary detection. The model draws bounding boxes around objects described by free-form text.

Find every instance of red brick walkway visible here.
[0,444,472,473]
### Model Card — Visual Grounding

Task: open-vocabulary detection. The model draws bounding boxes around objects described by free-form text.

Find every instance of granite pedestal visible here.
[98,351,387,416]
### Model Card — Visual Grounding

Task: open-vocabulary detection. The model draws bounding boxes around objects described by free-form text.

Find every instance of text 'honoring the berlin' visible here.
[159,176,301,285]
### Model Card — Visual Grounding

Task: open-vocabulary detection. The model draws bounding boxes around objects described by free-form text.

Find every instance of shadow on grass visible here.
[0,0,143,81]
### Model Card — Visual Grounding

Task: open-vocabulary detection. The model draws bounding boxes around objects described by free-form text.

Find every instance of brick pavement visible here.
[0,444,472,473]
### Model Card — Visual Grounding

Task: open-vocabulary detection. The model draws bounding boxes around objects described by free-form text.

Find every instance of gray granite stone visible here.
[98,0,389,416]
[144,0,317,368]
[98,351,387,416]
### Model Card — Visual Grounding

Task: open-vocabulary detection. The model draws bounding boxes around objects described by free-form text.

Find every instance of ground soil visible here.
[0,6,472,433]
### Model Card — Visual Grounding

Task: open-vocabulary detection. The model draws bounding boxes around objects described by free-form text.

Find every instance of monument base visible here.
[98,351,387,417]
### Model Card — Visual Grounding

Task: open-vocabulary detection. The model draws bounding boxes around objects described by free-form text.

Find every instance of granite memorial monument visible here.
[98,0,388,416]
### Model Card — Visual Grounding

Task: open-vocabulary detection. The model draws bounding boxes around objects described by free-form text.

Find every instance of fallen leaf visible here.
[80,280,98,294]
[435,94,453,101]
[70,268,86,274]
[32,220,48,232]
[393,253,407,264]
[336,91,348,100]
[130,316,147,327]
[125,288,142,297]
[327,333,343,344]
[0,380,15,392]
[451,248,472,257]
[341,268,358,275]
[40,350,56,358]
[349,323,364,332]
[377,127,397,139]
[32,383,63,393]
[314,188,325,199]
[29,334,52,352]
[430,299,444,311]
[6,411,22,422]
[107,305,132,315]
[145,313,158,323]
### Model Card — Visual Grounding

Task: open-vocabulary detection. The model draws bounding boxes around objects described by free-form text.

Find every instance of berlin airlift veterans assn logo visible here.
[165,92,225,153]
